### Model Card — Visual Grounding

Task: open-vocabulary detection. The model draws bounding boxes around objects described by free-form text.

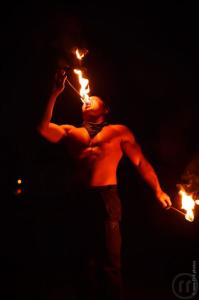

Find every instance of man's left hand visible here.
[156,190,172,209]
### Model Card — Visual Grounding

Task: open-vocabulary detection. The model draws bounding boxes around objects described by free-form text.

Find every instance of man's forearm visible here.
[137,159,162,195]
[39,92,58,131]
[38,70,67,133]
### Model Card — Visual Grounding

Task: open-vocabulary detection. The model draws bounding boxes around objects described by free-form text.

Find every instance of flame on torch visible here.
[74,48,91,105]
[179,188,199,222]
[74,69,90,104]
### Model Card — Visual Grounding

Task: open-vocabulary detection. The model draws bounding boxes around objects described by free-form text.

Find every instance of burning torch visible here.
[171,186,199,222]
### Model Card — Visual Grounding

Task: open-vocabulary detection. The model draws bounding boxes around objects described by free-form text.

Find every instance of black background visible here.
[0,2,199,299]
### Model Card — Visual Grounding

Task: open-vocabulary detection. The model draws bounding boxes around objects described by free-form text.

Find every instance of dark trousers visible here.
[69,185,123,300]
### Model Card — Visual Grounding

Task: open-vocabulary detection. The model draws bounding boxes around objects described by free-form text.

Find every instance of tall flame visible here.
[74,69,90,104]
[179,189,199,222]
[74,48,91,105]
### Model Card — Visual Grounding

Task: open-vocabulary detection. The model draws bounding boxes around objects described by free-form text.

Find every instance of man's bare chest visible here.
[67,127,121,156]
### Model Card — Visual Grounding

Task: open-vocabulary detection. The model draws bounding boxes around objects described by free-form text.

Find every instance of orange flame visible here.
[74,68,90,105]
[75,48,88,60]
[74,48,91,105]
[179,189,199,222]
[76,49,84,60]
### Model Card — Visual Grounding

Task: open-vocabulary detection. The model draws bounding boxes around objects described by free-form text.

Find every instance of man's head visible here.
[82,96,110,122]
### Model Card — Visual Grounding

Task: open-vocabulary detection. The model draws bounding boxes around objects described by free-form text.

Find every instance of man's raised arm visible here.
[37,70,73,143]
[120,125,172,209]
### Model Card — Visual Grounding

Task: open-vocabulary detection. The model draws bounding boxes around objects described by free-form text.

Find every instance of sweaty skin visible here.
[38,70,172,209]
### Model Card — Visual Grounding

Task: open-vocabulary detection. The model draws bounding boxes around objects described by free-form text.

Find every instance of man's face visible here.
[82,96,107,119]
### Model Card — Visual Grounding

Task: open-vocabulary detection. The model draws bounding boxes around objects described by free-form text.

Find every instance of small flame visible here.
[179,189,199,222]
[76,49,84,60]
[74,69,91,105]
[75,48,88,60]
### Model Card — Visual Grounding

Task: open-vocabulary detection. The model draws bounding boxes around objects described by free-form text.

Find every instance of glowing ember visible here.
[179,189,199,222]
[74,69,91,105]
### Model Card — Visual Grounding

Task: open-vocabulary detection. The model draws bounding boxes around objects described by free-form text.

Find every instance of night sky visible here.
[1,2,199,299]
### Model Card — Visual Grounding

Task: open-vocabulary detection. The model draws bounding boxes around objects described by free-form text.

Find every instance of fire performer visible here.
[37,69,172,300]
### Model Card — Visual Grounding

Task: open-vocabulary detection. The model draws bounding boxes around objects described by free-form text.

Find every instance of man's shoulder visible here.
[109,124,131,133]
[60,124,78,133]
[108,124,136,142]
[60,124,78,129]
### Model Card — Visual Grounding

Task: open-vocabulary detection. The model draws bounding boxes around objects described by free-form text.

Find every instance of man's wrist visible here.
[155,188,163,198]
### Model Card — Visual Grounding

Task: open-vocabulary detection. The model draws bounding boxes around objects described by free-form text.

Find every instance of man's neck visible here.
[82,119,108,138]
[83,116,105,124]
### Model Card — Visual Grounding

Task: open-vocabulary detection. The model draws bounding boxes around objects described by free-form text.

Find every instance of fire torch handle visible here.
[66,78,84,101]
[170,206,186,216]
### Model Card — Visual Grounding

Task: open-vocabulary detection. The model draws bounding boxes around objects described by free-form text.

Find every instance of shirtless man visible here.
[38,70,172,300]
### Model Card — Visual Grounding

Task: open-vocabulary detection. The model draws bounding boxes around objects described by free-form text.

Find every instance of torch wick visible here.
[170,206,186,216]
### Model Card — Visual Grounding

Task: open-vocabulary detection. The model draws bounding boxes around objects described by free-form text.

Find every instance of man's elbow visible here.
[37,125,52,141]
[37,124,47,136]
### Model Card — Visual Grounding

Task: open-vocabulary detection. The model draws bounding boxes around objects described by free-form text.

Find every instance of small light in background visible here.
[17,179,22,185]
[15,188,22,195]
[14,177,25,196]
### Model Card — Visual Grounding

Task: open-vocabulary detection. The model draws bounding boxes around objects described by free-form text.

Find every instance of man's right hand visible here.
[52,69,67,96]
[156,189,172,209]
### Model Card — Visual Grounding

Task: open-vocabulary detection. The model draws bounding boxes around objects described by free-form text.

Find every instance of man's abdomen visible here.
[75,159,118,187]
[89,165,117,186]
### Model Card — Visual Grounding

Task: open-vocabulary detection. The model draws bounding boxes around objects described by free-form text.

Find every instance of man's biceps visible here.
[125,142,143,161]
[123,141,140,153]
[48,124,66,137]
